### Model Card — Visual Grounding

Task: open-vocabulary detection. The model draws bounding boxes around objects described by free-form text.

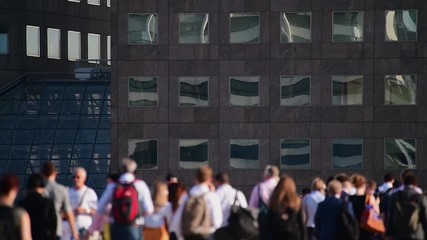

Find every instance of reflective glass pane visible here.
[0,101,20,114]
[230,139,259,169]
[34,130,55,144]
[41,86,64,99]
[93,144,110,159]
[102,100,111,114]
[280,139,310,169]
[385,74,416,105]
[128,77,158,107]
[47,28,61,59]
[64,86,84,100]
[179,139,208,169]
[39,100,62,114]
[128,14,158,44]
[16,115,37,129]
[7,160,28,174]
[72,145,93,159]
[128,139,157,169]
[230,76,259,106]
[30,146,51,159]
[68,31,81,61]
[280,75,311,106]
[85,86,105,99]
[19,100,40,114]
[179,77,209,106]
[0,161,6,174]
[55,130,76,144]
[0,146,9,159]
[75,130,97,143]
[58,115,79,129]
[0,130,13,144]
[9,145,30,159]
[88,0,100,5]
[69,159,91,171]
[179,14,209,44]
[99,116,110,129]
[13,130,34,144]
[332,75,363,105]
[96,130,110,143]
[230,13,260,44]
[81,100,102,114]
[23,86,43,100]
[0,27,8,54]
[61,100,82,114]
[88,33,100,63]
[51,145,73,159]
[385,139,416,169]
[90,159,110,173]
[280,12,311,43]
[333,12,364,42]
[26,25,40,57]
[386,10,417,41]
[333,139,363,169]
[37,115,58,129]
[78,115,99,129]
[0,116,17,129]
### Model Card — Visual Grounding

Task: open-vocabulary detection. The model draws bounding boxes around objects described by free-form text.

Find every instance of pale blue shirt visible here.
[303,190,325,228]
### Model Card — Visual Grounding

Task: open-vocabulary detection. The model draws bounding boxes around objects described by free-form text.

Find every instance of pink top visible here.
[248,177,278,208]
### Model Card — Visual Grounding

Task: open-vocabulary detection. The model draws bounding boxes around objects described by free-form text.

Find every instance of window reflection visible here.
[386,10,417,41]
[0,26,8,55]
[179,14,209,44]
[281,139,311,169]
[88,33,100,63]
[385,74,416,105]
[26,25,40,57]
[280,12,311,43]
[230,139,259,169]
[280,75,311,106]
[333,12,364,42]
[128,77,158,107]
[385,139,416,169]
[128,139,158,169]
[128,14,158,44]
[230,13,260,44]
[179,139,208,169]
[68,31,81,61]
[230,76,260,106]
[332,75,363,106]
[179,77,209,106]
[47,28,61,59]
[333,139,363,169]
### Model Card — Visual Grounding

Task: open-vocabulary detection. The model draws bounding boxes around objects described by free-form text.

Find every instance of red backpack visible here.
[111,182,140,225]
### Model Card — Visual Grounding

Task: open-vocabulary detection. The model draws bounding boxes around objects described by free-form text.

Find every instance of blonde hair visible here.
[153,181,168,212]
[327,180,342,196]
[268,175,301,212]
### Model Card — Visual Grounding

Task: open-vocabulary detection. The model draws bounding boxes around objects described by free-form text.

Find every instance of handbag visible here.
[360,194,386,233]
[228,190,259,240]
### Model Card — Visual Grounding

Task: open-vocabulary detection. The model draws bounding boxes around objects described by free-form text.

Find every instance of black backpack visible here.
[391,190,421,236]
[336,200,360,240]
[228,190,259,240]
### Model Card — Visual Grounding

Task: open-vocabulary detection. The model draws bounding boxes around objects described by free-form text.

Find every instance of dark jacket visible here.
[18,191,57,240]
[267,207,307,240]
[315,196,343,240]
[386,187,427,240]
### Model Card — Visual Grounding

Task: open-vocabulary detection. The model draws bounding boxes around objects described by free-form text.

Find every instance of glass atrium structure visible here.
[0,73,111,195]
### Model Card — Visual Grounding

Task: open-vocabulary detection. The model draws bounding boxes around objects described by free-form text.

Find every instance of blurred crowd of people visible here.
[0,158,426,240]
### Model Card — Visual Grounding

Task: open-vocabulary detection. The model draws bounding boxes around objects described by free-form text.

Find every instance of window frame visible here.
[47,28,61,59]
[229,139,260,169]
[178,76,209,107]
[127,76,159,107]
[280,75,312,106]
[279,12,312,44]
[26,25,40,57]
[385,9,418,42]
[127,13,159,45]
[128,139,159,170]
[229,76,261,107]
[332,11,365,43]
[87,33,101,63]
[178,139,209,169]
[280,138,311,170]
[67,31,81,61]
[229,12,261,44]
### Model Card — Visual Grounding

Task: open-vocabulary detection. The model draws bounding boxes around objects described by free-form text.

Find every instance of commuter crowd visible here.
[0,158,427,240]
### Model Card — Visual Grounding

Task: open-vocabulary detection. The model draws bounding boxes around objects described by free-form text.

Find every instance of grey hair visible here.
[74,167,87,178]
[121,158,137,173]
[263,165,279,178]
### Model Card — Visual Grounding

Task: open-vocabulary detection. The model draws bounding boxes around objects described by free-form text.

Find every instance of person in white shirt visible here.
[214,172,248,227]
[302,178,326,240]
[164,181,187,240]
[63,167,98,240]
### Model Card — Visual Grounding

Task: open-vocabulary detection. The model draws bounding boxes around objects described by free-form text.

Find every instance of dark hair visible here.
[0,174,20,196]
[403,174,417,186]
[166,173,178,183]
[196,166,213,183]
[41,161,57,177]
[301,188,311,196]
[214,173,230,185]
[384,172,394,182]
[335,173,349,183]
[108,172,120,182]
[27,174,47,190]
[393,180,402,189]
[168,182,186,212]
[401,169,415,182]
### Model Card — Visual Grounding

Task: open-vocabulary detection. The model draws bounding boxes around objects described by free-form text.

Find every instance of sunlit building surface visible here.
[111,0,427,191]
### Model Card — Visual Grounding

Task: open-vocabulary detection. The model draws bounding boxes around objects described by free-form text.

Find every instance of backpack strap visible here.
[233,189,239,206]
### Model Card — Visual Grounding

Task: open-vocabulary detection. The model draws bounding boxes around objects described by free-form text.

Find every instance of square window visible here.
[229,13,260,44]
[385,139,416,169]
[333,11,364,42]
[128,13,158,44]
[280,139,311,169]
[385,74,416,105]
[128,76,158,107]
[88,33,100,63]
[179,139,208,169]
[47,28,61,59]
[280,12,311,43]
[230,139,259,169]
[230,76,260,106]
[280,75,311,106]
[332,75,363,106]
[179,14,209,44]
[385,10,417,42]
[179,77,209,107]
[68,31,81,61]
[0,26,8,55]
[88,0,100,5]
[128,139,158,170]
[26,25,40,57]
[333,139,363,169]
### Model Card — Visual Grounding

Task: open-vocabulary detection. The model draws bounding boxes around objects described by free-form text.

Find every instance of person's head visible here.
[120,158,137,174]
[41,161,57,179]
[27,174,46,193]
[166,173,178,184]
[107,172,120,184]
[195,166,213,184]
[263,165,279,180]
[334,173,349,183]
[168,182,186,212]
[73,167,87,189]
[401,169,416,182]
[384,172,394,183]
[268,175,301,212]
[403,173,418,186]
[214,172,230,188]
[351,174,367,189]
[311,178,326,193]
[0,174,20,204]
[393,180,402,189]
[327,180,342,197]
[153,181,169,211]
[367,180,377,194]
